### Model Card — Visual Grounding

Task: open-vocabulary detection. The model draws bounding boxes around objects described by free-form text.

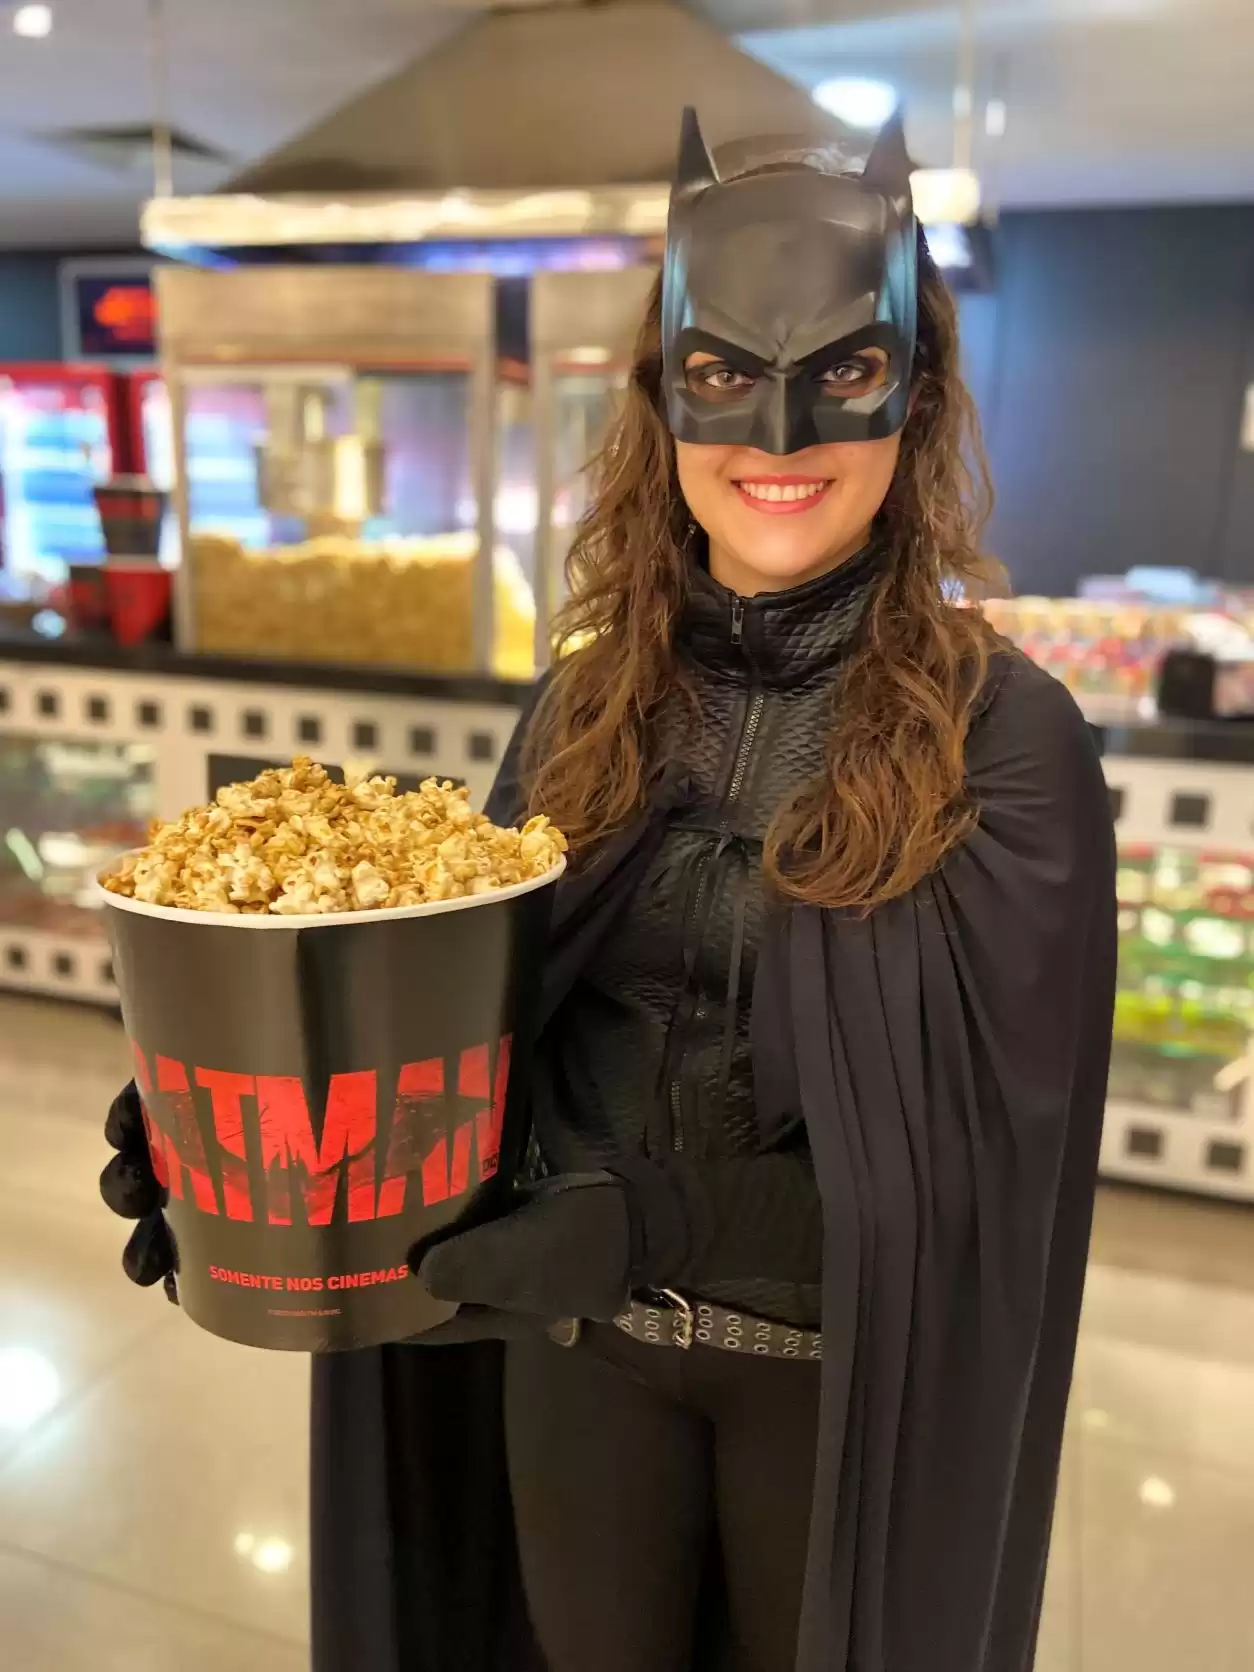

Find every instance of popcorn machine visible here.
[529,268,658,668]
[155,266,517,674]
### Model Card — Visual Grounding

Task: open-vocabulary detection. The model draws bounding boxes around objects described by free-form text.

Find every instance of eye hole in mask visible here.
[683,348,891,405]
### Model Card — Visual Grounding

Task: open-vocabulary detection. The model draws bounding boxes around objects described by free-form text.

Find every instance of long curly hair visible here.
[522,214,1000,913]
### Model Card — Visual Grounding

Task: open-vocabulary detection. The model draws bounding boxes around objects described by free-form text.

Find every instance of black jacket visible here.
[531,543,883,1326]
[310,636,1116,1672]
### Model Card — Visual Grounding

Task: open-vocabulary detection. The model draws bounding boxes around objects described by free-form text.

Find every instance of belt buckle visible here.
[654,1288,694,1350]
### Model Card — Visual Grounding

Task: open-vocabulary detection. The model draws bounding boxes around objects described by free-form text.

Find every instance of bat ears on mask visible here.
[861,109,914,203]
[672,104,913,205]
[675,105,719,200]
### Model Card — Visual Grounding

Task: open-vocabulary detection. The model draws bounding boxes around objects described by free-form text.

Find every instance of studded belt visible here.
[609,1288,823,1361]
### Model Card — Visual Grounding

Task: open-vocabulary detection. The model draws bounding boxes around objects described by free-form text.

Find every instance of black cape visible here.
[310,653,1116,1672]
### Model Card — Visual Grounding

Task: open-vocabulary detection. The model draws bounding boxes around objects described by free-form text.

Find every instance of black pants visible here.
[504,1323,822,1672]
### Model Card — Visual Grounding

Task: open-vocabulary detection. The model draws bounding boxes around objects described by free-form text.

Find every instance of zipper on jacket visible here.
[666,686,764,1153]
[668,1080,685,1152]
[730,595,745,646]
[725,692,764,812]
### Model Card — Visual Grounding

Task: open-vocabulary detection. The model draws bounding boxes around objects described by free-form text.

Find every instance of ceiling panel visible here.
[0,0,472,241]
[735,0,1254,207]
[0,0,1251,245]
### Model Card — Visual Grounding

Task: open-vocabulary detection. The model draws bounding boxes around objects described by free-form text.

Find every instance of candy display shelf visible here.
[1100,726,1254,1201]
[983,593,1254,725]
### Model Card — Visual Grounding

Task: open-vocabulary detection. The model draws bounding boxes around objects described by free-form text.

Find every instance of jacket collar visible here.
[676,540,884,690]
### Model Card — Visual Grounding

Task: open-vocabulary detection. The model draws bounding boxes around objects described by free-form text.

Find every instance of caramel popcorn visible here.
[101,758,566,917]
[189,533,537,679]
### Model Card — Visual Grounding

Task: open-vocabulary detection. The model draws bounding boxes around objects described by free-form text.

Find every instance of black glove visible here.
[416,1173,634,1324]
[413,1147,822,1346]
[100,1082,178,1304]
[414,1159,694,1330]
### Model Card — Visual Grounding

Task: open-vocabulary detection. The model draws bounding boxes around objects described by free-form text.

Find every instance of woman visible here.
[103,112,1115,1672]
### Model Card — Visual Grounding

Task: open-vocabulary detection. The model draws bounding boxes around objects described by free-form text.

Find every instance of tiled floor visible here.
[0,990,1251,1670]
[0,995,308,1669]
[1045,1188,1254,1672]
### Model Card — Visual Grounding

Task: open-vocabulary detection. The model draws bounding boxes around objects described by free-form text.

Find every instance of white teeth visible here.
[737,481,827,503]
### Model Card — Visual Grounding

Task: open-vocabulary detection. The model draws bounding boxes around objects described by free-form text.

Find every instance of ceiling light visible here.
[812,78,898,132]
[924,224,972,271]
[1139,1476,1176,1510]
[0,1346,62,1429]
[910,167,982,228]
[253,1537,294,1574]
[984,99,1008,139]
[13,4,53,38]
[234,1529,294,1574]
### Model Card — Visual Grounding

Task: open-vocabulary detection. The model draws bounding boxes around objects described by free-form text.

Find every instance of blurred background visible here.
[0,2,1252,1668]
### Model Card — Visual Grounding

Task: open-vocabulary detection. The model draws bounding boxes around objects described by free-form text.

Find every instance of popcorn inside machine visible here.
[157,266,533,676]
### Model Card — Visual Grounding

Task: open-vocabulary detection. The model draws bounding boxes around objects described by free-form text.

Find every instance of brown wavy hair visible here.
[522,222,1001,912]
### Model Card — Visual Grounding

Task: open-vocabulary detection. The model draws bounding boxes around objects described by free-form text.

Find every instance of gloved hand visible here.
[100,1081,178,1303]
[415,1173,633,1325]
[413,1158,694,1334]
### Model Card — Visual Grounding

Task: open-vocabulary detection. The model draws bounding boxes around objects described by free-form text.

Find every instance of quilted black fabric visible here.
[532,543,884,1327]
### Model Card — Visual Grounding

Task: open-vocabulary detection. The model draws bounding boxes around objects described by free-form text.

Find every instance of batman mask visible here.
[661,108,919,457]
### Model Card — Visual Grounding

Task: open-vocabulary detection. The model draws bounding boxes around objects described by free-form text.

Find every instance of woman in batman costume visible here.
[103,109,1116,1672]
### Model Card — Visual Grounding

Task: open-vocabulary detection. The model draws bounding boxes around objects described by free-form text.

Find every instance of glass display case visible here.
[546,361,630,599]
[1111,842,1254,1119]
[0,364,115,586]
[181,363,519,672]
[0,735,155,944]
[983,583,1254,725]
[157,266,524,675]
[530,269,657,669]
[982,596,1181,724]
[492,353,631,682]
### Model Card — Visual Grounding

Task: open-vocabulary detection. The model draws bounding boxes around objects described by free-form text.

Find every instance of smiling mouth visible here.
[733,478,832,514]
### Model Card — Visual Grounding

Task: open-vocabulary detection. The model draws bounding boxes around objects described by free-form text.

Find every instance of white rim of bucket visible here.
[96,854,565,929]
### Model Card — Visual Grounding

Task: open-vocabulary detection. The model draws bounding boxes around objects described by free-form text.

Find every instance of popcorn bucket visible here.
[99,869,561,1351]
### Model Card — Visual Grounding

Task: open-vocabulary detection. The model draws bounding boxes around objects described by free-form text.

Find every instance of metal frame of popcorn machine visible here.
[155,266,498,672]
[529,267,658,670]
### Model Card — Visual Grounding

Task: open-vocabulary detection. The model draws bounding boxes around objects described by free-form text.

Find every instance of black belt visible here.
[604,1289,823,1361]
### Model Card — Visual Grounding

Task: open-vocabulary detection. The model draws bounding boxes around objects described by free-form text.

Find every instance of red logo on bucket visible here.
[129,1037,511,1225]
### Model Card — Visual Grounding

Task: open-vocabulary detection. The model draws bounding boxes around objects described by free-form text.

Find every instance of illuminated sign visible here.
[75,275,156,357]
[91,283,156,344]
[59,259,159,362]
